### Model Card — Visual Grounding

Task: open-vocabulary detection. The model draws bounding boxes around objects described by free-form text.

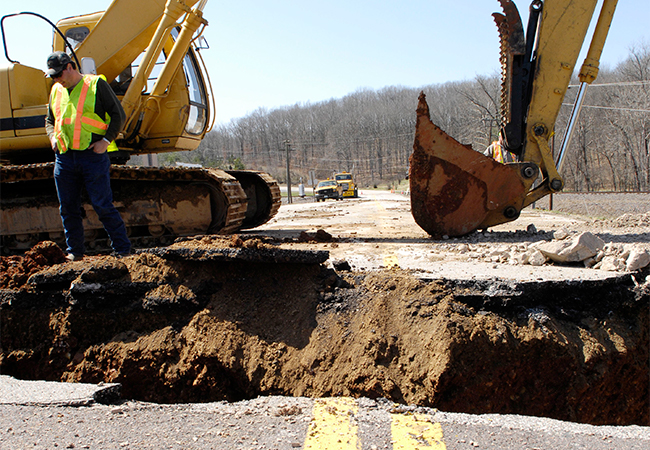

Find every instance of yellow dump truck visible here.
[334,172,358,198]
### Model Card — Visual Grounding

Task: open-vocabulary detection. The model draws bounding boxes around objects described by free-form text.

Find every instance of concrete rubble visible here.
[455,230,650,273]
[535,231,605,263]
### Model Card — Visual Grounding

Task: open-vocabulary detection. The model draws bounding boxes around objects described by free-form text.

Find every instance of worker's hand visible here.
[50,137,58,152]
[91,139,109,154]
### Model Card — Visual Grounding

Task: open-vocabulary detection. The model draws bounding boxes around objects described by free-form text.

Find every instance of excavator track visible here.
[1,163,280,254]
[226,170,281,230]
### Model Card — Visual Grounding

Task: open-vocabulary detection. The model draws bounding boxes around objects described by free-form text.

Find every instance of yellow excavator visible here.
[0,0,280,253]
[410,0,618,237]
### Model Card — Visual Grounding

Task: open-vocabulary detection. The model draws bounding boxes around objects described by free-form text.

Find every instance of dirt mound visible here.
[1,238,648,426]
[0,241,66,289]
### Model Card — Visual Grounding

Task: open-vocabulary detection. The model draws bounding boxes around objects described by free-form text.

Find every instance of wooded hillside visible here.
[162,44,649,192]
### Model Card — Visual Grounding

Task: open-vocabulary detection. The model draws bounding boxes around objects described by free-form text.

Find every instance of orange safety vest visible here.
[489,141,514,164]
[50,74,118,154]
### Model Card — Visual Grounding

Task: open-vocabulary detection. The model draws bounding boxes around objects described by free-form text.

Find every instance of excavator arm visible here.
[410,0,618,237]
[63,0,204,83]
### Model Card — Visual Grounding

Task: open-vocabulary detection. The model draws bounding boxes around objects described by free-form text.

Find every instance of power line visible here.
[568,80,650,88]
[216,131,415,154]
[562,103,650,113]
[288,132,415,148]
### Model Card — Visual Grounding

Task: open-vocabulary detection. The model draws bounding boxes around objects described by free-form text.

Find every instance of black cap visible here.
[46,51,72,77]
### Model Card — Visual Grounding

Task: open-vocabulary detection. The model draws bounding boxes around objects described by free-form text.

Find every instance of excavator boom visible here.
[410,0,618,237]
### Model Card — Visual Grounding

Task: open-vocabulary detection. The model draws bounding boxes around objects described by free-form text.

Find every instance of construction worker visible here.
[484,134,516,164]
[45,51,131,261]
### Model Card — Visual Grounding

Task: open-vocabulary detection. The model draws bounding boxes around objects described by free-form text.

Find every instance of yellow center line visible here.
[383,254,400,269]
[391,413,447,449]
[304,397,360,449]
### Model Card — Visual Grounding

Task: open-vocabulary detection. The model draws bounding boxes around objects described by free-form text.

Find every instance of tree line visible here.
[161,43,649,192]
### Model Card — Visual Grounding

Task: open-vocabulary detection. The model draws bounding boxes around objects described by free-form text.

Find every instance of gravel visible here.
[531,192,650,219]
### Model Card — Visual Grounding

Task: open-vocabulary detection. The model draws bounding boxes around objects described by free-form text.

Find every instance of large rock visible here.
[527,249,547,266]
[627,249,650,272]
[598,255,626,272]
[535,232,605,263]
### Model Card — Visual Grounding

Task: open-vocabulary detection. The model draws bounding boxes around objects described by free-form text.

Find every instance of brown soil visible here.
[1,236,648,426]
[0,241,66,289]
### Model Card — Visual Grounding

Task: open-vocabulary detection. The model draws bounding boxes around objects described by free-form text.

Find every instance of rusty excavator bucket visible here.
[410,94,538,237]
[410,0,541,237]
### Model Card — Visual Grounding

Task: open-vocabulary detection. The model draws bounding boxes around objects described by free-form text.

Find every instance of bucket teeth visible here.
[493,0,525,131]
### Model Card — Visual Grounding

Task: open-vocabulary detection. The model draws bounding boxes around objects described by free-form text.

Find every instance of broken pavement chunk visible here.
[626,249,650,272]
[535,232,605,263]
[140,246,329,265]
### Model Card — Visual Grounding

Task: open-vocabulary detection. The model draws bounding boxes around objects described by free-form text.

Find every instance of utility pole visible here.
[285,139,292,204]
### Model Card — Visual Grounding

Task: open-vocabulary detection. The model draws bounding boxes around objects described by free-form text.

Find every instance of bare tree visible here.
[178,43,648,193]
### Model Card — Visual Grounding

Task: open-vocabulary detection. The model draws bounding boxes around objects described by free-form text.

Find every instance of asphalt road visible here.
[261,190,649,282]
[1,377,648,449]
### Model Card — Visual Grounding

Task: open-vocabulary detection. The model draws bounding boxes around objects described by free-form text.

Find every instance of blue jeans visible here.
[54,150,131,256]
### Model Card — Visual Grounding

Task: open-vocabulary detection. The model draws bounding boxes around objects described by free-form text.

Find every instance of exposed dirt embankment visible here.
[1,237,648,426]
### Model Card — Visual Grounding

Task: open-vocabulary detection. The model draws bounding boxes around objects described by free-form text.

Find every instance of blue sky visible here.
[1,0,648,125]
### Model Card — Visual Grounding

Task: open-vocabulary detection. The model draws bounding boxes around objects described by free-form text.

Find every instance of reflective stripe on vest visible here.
[493,142,505,163]
[51,86,68,152]
[50,74,118,154]
[492,142,514,164]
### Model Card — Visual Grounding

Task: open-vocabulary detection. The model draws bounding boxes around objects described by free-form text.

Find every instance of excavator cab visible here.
[410,0,618,237]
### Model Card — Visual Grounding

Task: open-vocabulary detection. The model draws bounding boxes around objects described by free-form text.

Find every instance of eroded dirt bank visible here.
[1,238,648,426]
